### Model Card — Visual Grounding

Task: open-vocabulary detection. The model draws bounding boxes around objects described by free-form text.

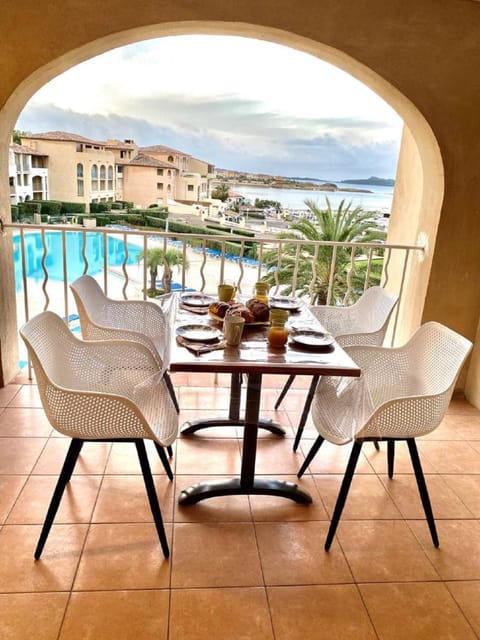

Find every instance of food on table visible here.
[246,298,270,322]
[208,301,231,318]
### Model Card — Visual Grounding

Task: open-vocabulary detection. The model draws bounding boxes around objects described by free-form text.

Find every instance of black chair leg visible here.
[35,438,83,560]
[135,440,170,558]
[325,440,363,551]
[387,440,395,478]
[274,374,296,409]
[167,445,173,458]
[154,441,174,481]
[373,440,380,451]
[293,375,320,452]
[297,435,325,478]
[407,438,439,547]
[164,372,179,413]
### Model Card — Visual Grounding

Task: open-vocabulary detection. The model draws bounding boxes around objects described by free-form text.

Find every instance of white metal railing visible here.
[7,222,423,349]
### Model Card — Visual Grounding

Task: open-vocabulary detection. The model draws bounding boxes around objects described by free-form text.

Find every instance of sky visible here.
[16,35,403,182]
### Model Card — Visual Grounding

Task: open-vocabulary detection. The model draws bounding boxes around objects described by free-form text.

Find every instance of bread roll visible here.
[226,305,255,323]
[246,298,270,322]
[209,301,231,318]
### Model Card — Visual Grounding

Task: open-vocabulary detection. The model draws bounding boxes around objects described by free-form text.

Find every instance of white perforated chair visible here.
[20,311,178,559]
[297,321,472,550]
[70,275,179,417]
[275,286,398,450]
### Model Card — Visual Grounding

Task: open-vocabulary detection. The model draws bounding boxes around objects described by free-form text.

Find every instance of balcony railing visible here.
[6,221,424,355]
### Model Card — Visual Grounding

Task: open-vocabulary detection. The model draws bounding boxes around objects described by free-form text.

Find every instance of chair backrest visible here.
[312,321,472,443]
[360,321,472,439]
[312,286,398,347]
[70,275,175,365]
[19,311,178,444]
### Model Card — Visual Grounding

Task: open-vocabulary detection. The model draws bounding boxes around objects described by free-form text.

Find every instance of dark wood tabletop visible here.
[170,301,361,378]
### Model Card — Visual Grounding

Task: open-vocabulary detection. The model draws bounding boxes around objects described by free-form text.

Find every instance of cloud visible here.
[16,101,400,180]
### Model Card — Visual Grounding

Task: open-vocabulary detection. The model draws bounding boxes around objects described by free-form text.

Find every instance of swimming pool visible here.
[13,231,142,291]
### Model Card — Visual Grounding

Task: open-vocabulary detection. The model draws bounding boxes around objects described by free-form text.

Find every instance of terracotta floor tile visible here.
[442,474,480,516]
[92,474,174,523]
[74,522,171,590]
[447,396,480,415]
[0,385,21,407]
[0,524,88,592]
[174,437,241,476]
[447,581,480,636]
[253,437,304,475]
[103,440,169,475]
[268,584,376,640]
[409,519,480,580]
[360,582,477,640]
[59,590,170,640]
[250,474,329,521]
[174,476,252,522]
[336,520,439,582]
[178,385,230,411]
[0,476,27,524]
[32,439,110,475]
[7,474,102,524]
[364,440,435,474]
[314,473,402,520]
[255,521,353,585]
[0,592,69,640]
[0,437,47,474]
[169,587,274,640]
[0,407,52,437]
[378,473,472,519]
[432,413,480,440]
[417,440,480,473]
[7,385,42,408]
[171,522,263,587]
[299,440,375,474]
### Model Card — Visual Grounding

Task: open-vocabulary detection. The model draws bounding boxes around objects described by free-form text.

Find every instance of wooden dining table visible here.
[170,300,361,505]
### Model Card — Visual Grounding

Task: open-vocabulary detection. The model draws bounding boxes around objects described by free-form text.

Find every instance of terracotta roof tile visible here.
[127,153,176,169]
[9,142,45,156]
[21,131,99,144]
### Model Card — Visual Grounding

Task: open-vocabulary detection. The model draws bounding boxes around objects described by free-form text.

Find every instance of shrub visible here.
[11,205,19,221]
[90,202,112,213]
[31,200,62,216]
[61,201,86,214]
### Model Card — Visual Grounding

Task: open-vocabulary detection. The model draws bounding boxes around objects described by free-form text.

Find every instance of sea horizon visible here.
[229,182,394,213]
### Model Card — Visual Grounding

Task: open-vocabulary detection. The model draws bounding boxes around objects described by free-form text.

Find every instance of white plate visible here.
[180,293,215,308]
[269,296,302,310]
[290,329,335,348]
[176,324,222,342]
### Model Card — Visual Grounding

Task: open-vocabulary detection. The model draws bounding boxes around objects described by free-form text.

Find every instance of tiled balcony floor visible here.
[1,373,480,639]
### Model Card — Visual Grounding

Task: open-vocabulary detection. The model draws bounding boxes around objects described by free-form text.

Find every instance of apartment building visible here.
[14,133,216,209]
[8,142,48,204]
[20,131,116,206]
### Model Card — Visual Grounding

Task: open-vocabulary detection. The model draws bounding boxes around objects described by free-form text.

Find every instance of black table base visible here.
[178,372,312,505]
[179,477,312,505]
[180,372,285,436]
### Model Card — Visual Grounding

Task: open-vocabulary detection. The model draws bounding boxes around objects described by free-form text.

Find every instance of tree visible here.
[263,197,386,304]
[211,182,230,202]
[137,246,188,295]
[12,129,30,144]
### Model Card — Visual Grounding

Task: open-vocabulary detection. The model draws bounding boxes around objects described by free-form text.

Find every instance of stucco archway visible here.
[0,21,443,382]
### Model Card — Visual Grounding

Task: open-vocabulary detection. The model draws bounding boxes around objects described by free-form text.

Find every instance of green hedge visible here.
[30,200,62,215]
[60,201,86,214]
[90,202,112,213]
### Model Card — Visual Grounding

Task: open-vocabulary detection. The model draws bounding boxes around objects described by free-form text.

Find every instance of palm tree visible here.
[263,197,385,304]
[137,246,187,295]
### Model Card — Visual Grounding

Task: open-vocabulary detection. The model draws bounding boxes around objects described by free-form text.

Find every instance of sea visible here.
[229,182,394,214]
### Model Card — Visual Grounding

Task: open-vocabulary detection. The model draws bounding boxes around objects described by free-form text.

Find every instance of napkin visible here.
[176,335,225,355]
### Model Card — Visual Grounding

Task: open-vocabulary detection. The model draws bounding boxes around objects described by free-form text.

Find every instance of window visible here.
[157,183,164,190]
[91,164,98,191]
[108,166,113,190]
[77,163,84,196]
[100,165,106,190]
[76,143,83,152]
[157,168,163,176]
[32,176,43,199]
[168,155,174,163]
[187,184,194,192]
[117,166,123,174]
[167,184,171,192]
[167,170,171,177]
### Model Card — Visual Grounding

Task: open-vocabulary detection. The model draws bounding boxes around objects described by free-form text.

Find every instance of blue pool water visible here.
[13,231,142,291]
